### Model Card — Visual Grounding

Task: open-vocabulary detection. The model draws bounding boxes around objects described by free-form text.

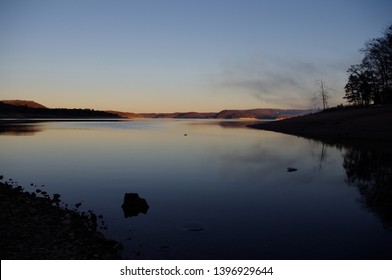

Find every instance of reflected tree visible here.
[317,142,328,171]
[309,139,337,172]
[343,147,392,228]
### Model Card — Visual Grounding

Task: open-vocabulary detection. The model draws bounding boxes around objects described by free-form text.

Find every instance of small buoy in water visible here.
[287,167,298,172]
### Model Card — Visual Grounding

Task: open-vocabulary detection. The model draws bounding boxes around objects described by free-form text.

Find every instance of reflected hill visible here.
[0,122,43,136]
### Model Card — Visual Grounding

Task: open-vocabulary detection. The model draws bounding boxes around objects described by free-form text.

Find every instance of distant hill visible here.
[214,108,313,119]
[1,100,47,109]
[107,108,312,119]
[0,101,119,119]
[106,110,217,119]
[0,99,312,119]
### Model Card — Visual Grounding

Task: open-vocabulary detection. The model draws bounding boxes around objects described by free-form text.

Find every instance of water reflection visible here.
[121,193,149,218]
[0,123,43,136]
[343,146,392,228]
[2,119,392,259]
[217,120,261,128]
[317,143,328,171]
[299,136,392,229]
[187,120,261,129]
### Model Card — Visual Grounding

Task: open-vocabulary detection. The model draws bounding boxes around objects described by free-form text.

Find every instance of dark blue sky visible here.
[1,0,391,111]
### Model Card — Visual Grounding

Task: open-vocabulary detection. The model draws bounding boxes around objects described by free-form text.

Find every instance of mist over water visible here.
[1,119,391,259]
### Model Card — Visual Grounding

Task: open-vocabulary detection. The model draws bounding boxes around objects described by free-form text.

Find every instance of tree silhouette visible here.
[344,65,373,105]
[344,24,392,105]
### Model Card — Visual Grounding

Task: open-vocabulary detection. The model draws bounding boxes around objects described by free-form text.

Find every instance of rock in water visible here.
[287,167,298,172]
[121,193,149,218]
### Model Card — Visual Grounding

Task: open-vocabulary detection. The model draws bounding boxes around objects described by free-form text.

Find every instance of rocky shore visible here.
[0,179,122,260]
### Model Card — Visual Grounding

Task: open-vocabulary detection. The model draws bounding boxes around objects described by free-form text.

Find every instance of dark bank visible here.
[0,179,122,259]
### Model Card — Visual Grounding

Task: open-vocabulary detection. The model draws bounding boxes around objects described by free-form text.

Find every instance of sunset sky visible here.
[1,0,391,112]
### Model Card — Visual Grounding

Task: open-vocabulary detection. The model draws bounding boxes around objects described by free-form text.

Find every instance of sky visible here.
[0,0,391,112]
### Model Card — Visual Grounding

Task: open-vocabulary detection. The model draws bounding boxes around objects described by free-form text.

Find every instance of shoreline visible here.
[248,105,392,144]
[0,179,122,260]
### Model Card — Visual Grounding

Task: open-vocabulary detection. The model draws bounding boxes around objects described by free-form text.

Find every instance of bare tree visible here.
[313,80,331,110]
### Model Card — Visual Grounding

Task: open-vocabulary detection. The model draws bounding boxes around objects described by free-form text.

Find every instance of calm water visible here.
[1,119,392,259]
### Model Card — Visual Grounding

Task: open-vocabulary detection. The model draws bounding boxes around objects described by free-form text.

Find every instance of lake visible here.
[1,119,392,259]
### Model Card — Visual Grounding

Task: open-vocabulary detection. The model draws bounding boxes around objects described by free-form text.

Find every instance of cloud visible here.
[215,57,330,108]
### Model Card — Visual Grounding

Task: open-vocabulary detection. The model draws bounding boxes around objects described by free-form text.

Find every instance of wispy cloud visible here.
[214,57,334,108]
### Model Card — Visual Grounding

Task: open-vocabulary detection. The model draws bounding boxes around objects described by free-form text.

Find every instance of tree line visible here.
[344,25,392,105]
[0,101,119,118]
